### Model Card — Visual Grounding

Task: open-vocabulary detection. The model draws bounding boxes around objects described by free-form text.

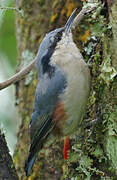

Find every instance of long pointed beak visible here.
[65,8,77,33]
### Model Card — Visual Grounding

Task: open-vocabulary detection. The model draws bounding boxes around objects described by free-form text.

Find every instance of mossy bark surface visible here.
[14,0,117,179]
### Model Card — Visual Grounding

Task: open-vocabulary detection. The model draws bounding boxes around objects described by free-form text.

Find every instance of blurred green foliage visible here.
[0,0,17,67]
[0,0,18,154]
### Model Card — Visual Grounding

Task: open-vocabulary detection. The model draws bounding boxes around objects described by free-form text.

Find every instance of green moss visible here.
[63,3,117,179]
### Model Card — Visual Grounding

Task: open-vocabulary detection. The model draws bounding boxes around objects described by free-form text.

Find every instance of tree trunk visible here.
[0,130,18,180]
[13,0,117,179]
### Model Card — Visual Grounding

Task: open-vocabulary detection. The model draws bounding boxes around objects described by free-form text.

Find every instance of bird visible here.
[25,9,90,177]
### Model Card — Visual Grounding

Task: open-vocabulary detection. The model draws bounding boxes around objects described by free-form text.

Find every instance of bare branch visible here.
[0,58,36,90]
[0,4,98,91]
[72,3,98,29]
[0,6,24,17]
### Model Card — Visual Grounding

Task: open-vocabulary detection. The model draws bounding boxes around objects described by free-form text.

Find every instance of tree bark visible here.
[13,0,117,179]
[0,130,18,180]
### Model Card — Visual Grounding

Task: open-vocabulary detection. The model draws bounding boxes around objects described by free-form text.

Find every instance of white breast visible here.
[51,32,91,135]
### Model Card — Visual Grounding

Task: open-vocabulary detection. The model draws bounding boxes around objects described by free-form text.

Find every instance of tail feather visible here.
[25,141,43,176]
[24,117,55,176]
[25,153,37,177]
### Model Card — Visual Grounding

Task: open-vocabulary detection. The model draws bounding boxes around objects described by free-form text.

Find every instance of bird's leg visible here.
[63,136,70,160]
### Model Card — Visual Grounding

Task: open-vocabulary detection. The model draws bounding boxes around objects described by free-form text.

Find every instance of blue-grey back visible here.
[30,67,67,142]
[33,67,67,115]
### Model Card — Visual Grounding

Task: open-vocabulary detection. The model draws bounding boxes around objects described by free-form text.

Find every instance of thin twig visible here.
[0,6,18,11]
[72,3,97,29]
[0,4,98,91]
[0,58,36,90]
[0,6,24,17]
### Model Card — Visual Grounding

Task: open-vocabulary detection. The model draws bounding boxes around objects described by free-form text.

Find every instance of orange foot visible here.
[63,136,70,160]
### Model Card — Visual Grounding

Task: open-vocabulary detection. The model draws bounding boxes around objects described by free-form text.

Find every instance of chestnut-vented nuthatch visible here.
[25,9,90,176]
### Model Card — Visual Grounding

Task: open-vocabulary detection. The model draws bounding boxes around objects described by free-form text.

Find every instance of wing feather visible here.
[28,67,67,159]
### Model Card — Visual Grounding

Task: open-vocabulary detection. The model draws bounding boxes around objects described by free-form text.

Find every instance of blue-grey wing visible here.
[29,67,67,155]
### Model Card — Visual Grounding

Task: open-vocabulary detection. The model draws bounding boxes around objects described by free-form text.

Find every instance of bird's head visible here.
[36,8,77,71]
[46,8,77,42]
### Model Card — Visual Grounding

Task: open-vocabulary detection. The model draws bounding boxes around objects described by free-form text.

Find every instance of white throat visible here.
[50,32,84,71]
